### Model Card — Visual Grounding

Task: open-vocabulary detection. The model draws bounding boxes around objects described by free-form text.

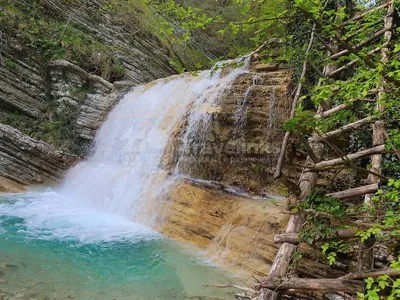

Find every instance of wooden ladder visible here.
[259,1,396,299]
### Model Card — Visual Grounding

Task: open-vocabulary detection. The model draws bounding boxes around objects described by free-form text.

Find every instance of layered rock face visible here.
[0,0,180,142]
[172,60,297,194]
[0,35,46,118]
[38,0,179,83]
[0,124,77,185]
[48,60,123,141]
[158,180,345,282]
[0,58,123,190]
[0,0,225,188]
[158,180,287,280]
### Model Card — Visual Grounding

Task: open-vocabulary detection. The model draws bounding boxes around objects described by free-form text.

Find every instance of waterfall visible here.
[232,73,263,139]
[268,87,276,129]
[60,60,249,224]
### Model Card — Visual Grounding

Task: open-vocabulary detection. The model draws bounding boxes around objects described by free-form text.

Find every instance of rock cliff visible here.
[158,180,345,282]
[48,60,121,141]
[171,59,300,194]
[0,0,225,188]
[0,124,77,186]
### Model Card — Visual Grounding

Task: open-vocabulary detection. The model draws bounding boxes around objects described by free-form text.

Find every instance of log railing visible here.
[260,1,397,299]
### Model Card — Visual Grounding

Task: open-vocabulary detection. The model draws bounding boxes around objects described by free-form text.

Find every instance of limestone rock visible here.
[157,179,289,281]
[49,60,120,141]
[171,61,299,193]
[0,124,77,185]
[158,180,347,283]
[0,175,26,193]
[0,37,46,117]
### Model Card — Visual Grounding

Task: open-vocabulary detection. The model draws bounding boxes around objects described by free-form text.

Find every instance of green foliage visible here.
[358,257,400,300]
[298,191,347,246]
[4,57,17,69]
[288,252,303,271]
[283,110,317,135]
[157,0,213,43]
[281,1,400,295]
[0,0,124,81]
[168,58,186,73]
[0,103,86,156]
[32,101,84,155]
[321,240,352,265]
[358,179,400,242]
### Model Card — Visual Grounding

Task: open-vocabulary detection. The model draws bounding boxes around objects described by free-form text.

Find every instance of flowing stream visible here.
[0,62,249,299]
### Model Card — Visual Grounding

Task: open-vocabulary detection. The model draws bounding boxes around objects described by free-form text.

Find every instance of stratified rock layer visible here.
[158,180,344,282]
[172,60,298,193]
[0,124,77,185]
[158,180,288,280]
[48,60,121,141]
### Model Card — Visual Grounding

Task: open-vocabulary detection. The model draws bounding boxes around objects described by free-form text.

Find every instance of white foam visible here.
[0,190,159,243]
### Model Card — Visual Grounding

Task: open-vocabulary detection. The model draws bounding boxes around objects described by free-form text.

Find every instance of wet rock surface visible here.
[158,180,341,282]
[158,179,288,280]
[0,0,223,187]
[171,60,299,193]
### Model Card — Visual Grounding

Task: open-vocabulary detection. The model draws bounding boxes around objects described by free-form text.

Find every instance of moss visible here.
[0,108,35,133]
[69,84,95,102]
[4,57,17,69]
[34,102,86,156]
[0,104,87,156]
[0,0,125,82]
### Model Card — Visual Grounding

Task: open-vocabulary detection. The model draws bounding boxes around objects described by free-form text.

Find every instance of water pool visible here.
[0,191,238,300]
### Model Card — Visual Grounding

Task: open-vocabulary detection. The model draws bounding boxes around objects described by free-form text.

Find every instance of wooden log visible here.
[326,27,390,61]
[261,278,364,293]
[326,47,382,78]
[274,233,301,245]
[307,145,385,171]
[262,131,326,299]
[344,16,391,42]
[341,2,390,25]
[315,103,348,119]
[274,24,317,180]
[297,134,320,163]
[326,183,379,200]
[307,58,326,78]
[263,3,333,297]
[314,32,337,56]
[274,229,357,244]
[340,268,400,280]
[310,117,372,142]
[282,290,316,299]
[314,96,377,119]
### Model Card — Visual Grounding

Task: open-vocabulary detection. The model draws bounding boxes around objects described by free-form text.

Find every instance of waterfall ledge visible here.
[157,179,289,282]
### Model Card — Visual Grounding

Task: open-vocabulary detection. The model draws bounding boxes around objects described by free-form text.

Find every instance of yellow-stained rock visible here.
[0,176,26,193]
[157,180,289,282]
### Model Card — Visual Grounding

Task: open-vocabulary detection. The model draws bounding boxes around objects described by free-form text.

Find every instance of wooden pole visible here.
[274,229,358,244]
[261,278,364,293]
[310,117,372,142]
[358,0,394,272]
[274,24,317,180]
[326,183,379,200]
[306,145,385,171]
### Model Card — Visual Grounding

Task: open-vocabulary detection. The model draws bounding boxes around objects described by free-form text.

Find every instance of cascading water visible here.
[61,60,248,223]
[173,58,250,177]
[232,73,263,139]
[0,61,250,299]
